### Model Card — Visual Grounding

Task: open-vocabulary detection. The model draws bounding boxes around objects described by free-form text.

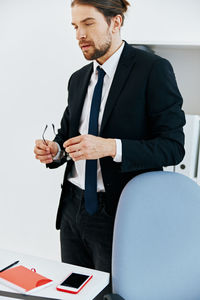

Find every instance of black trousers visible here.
[60,181,115,298]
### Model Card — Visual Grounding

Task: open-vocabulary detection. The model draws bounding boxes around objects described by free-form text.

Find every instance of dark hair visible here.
[71,0,130,26]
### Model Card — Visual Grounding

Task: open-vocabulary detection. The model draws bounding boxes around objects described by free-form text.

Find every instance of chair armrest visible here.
[103,294,125,300]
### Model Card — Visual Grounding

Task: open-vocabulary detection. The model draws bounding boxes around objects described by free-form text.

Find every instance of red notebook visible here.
[0,265,53,293]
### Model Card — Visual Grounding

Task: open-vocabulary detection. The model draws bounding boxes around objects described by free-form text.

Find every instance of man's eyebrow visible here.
[71,17,95,26]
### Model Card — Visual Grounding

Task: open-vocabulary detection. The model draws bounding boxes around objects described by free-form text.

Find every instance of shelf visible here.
[128,41,200,49]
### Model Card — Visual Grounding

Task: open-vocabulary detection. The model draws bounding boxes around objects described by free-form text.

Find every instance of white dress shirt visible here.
[66,42,125,191]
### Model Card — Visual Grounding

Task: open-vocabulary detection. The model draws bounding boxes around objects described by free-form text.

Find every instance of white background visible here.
[0,0,200,261]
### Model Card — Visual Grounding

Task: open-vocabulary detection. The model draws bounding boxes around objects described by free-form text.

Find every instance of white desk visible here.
[0,249,109,300]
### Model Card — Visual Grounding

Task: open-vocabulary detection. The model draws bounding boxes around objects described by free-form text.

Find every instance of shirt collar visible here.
[93,42,125,78]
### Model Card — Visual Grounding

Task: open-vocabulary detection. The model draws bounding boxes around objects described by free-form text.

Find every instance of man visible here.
[34,0,185,277]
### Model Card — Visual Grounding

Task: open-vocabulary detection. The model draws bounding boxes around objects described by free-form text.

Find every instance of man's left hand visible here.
[63,134,116,161]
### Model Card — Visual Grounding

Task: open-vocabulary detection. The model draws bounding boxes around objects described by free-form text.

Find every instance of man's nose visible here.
[76,28,86,40]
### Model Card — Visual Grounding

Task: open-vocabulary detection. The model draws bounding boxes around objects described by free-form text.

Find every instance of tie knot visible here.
[97,66,106,79]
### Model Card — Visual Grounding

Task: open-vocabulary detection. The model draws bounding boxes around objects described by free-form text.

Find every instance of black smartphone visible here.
[56,272,93,294]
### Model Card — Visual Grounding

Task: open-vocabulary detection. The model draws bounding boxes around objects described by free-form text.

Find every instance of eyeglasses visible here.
[42,124,56,146]
[42,124,71,161]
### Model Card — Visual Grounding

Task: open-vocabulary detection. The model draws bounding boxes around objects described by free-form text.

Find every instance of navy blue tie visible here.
[85,66,106,215]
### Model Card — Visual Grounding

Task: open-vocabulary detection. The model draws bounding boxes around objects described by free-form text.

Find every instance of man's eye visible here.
[85,23,93,26]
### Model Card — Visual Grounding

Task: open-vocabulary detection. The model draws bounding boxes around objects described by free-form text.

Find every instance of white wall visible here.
[122,0,200,44]
[0,0,85,261]
[0,0,199,261]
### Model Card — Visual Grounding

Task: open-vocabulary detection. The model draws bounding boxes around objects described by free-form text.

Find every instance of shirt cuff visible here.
[113,139,122,162]
[53,142,61,161]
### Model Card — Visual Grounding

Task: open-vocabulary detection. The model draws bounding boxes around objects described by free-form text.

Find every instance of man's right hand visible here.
[34,140,58,164]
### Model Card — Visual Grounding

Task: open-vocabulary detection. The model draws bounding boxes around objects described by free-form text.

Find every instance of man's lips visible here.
[80,43,92,50]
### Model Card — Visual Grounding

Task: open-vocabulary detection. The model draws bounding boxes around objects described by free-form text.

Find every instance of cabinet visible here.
[129,42,200,183]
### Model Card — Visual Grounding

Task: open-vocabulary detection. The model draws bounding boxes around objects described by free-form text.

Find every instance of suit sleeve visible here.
[121,58,186,173]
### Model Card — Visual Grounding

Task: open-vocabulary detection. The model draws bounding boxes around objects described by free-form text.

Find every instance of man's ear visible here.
[111,14,123,33]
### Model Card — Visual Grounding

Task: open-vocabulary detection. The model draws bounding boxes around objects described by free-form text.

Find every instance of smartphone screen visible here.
[61,273,90,289]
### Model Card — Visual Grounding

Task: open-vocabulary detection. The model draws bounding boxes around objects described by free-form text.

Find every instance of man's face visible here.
[71,4,113,61]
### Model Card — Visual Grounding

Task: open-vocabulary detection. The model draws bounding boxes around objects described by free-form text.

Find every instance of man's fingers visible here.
[63,136,82,148]
[35,154,53,164]
[65,144,80,154]
[34,147,49,155]
[69,150,84,161]
[34,139,57,164]
[35,139,50,151]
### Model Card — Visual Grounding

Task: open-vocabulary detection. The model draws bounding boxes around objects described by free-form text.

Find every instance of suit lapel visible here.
[70,63,93,136]
[100,43,137,135]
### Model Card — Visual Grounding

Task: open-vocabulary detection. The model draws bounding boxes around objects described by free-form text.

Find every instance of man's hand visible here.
[63,134,116,161]
[34,140,58,164]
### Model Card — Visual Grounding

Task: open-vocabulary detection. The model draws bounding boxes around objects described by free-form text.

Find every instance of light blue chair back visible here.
[112,171,200,300]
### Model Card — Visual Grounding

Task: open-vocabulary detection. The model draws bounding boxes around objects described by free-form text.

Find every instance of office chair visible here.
[104,171,200,300]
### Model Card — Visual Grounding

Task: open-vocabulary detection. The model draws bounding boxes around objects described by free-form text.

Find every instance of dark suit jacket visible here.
[48,42,185,229]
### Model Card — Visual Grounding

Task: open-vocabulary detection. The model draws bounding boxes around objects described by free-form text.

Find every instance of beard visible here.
[80,32,112,61]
